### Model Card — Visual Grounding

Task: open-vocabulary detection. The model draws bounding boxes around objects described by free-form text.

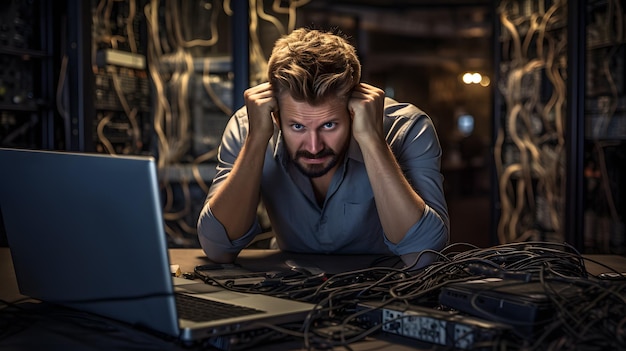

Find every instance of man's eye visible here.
[323,122,336,129]
[291,124,304,131]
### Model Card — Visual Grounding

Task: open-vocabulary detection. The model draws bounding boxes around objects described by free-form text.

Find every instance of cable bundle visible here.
[213,241,625,350]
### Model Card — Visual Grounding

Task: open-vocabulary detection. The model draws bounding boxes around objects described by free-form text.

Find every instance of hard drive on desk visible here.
[438,278,581,337]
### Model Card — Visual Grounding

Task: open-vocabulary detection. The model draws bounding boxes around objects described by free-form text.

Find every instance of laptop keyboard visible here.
[175,293,265,322]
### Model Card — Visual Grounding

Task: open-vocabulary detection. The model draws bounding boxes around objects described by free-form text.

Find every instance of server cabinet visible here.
[494,0,625,254]
[0,0,56,150]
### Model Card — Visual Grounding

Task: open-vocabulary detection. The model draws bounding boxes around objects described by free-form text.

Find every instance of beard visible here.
[293,138,350,178]
[293,148,339,178]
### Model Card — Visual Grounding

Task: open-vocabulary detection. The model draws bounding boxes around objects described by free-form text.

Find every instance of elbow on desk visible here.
[199,240,238,264]
[196,209,240,263]
[197,235,239,263]
[204,249,238,264]
[199,244,239,264]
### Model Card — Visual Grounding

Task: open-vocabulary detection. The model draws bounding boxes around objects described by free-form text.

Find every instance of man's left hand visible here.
[349,83,386,145]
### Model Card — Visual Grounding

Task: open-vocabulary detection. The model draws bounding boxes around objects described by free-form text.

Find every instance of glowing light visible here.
[461,72,490,87]
[480,76,491,87]
[462,73,473,84]
[471,73,482,84]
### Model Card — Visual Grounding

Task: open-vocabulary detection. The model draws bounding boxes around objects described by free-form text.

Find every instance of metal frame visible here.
[565,0,586,251]
[65,0,94,151]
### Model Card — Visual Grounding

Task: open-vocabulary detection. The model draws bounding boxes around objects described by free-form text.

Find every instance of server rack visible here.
[493,0,626,254]
[0,0,57,150]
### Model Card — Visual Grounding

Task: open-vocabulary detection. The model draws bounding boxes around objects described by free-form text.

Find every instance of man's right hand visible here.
[204,83,277,250]
[243,82,278,142]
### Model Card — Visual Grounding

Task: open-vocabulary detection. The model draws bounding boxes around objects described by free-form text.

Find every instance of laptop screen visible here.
[0,148,180,335]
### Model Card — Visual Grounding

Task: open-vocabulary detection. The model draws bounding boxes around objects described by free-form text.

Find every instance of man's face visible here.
[277,94,351,178]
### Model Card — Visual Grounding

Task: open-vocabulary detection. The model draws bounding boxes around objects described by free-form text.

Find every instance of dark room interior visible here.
[1,1,626,349]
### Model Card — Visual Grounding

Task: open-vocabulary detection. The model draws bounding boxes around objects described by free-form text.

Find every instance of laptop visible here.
[0,147,314,342]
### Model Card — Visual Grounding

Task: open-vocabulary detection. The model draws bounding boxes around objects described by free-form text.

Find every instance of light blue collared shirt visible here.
[197,98,449,262]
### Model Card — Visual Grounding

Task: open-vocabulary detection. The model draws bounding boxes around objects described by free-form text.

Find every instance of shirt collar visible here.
[346,135,363,163]
[273,130,288,167]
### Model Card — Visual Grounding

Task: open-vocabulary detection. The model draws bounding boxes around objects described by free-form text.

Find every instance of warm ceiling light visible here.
[462,72,489,86]
[471,73,482,84]
[462,73,473,84]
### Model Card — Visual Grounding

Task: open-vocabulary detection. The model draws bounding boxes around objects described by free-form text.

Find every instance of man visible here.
[197,28,449,267]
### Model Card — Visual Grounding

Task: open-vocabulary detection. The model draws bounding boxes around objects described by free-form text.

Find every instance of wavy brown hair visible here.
[268,28,361,105]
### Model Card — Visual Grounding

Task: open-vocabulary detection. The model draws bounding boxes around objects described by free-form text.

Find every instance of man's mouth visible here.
[301,156,328,165]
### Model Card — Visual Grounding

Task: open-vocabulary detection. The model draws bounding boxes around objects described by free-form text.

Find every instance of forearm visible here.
[360,138,426,244]
[209,134,267,241]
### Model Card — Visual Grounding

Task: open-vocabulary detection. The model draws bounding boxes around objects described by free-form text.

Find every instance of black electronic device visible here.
[438,278,582,338]
[193,263,287,286]
[355,301,510,350]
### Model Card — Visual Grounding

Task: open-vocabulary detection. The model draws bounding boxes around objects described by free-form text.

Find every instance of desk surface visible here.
[4,247,625,302]
[2,247,626,350]
[167,248,626,276]
[0,247,427,351]
[169,248,395,274]
[0,247,394,302]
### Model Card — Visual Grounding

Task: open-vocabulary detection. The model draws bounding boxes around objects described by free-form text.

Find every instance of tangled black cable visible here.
[194,241,625,350]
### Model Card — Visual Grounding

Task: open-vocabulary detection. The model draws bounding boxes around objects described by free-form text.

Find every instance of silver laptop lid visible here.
[0,148,179,336]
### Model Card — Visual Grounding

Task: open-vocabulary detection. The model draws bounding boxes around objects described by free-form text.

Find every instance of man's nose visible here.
[305,132,324,155]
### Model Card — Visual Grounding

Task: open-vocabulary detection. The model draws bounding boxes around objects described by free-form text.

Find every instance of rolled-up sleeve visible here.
[197,204,261,260]
[383,205,448,255]
[196,108,263,261]
[382,102,450,256]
